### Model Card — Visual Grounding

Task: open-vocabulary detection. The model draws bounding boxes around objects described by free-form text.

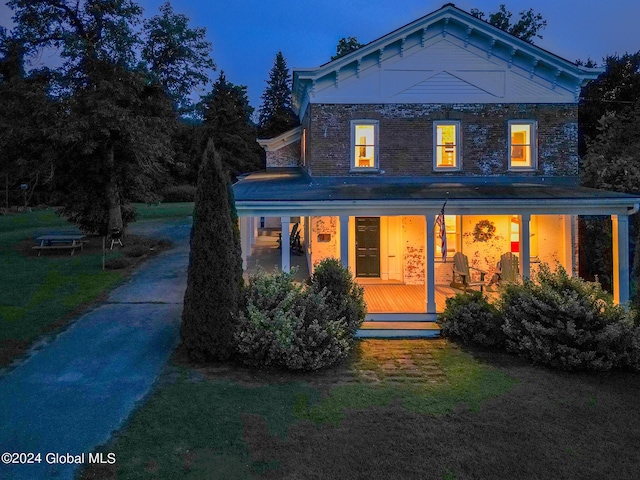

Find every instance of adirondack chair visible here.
[497,252,519,283]
[277,222,303,255]
[450,252,487,292]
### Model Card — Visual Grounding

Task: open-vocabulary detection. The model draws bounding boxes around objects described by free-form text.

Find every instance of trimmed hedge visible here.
[439,290,505,348]
[235,259,366,371]
[440,263,640,371]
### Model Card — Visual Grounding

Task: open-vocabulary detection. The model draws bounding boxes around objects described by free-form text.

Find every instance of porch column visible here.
[562,215,576,276]
[425,214,436,314]
[519,214,531,279]
[251,217,258,246]
[339,215,349,270]
[281,216,291,273]
[239,216,250,270]
[612,215,630,305]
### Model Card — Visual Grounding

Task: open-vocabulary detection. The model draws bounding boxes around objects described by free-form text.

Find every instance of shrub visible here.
[500,264,634,371]
[439,290,505,348]
[310,258,367,337]
[162,184,197,203]
[235,267,358,371]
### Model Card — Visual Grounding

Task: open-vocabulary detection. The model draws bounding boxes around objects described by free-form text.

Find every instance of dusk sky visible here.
[1,0,639,110]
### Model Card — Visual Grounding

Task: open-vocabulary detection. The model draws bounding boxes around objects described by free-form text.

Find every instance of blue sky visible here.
[1,1,639,110]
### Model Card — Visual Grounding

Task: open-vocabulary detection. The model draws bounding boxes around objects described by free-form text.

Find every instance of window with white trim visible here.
[508,121,537,170]
[351,120,379,170]
[434,121,461,170]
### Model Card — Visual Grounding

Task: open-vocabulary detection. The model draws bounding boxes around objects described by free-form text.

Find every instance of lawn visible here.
[0,203,193,366]
[81,339,640,480]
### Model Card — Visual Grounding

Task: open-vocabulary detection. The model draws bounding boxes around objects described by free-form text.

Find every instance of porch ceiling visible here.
[233,168,640,216]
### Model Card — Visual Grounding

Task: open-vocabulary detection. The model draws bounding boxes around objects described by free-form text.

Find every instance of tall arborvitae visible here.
[257,51,298,138]
[181,140,242,361]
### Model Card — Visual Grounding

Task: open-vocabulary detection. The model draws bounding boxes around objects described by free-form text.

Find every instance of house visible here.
[233,4,640,336]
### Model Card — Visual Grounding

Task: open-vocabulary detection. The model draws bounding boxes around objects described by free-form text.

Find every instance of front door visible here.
[356,217,380,277]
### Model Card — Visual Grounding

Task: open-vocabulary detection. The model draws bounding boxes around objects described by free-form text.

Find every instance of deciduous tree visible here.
[331,36,364,60]
[470,4,547,44]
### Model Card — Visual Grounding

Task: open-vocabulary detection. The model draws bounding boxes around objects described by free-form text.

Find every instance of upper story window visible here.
[508,121,537,170]
[434,121,461,171]
[351,120,379,171]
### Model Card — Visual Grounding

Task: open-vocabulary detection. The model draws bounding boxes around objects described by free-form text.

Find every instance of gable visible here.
[293,4,602,114]
[304,36,573,105]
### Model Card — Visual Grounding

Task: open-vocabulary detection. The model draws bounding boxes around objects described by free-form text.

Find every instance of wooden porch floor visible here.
[359,284,461,314]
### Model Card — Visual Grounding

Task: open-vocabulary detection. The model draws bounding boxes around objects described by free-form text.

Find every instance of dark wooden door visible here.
[356,217,380,277]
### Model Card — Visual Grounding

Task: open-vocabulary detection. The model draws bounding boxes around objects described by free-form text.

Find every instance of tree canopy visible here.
[3,0,214,231]
[202,71,263,177]
[470,4,547,44]
[257,51,298,138]
[331,36,364,61]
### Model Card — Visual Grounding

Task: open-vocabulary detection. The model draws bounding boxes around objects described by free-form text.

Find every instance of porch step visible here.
[356,321,441,339]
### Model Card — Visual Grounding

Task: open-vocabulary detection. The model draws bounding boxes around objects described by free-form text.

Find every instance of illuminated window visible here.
[434,121,461,170]
[351,120,379,170]
[509,121,537,170]
[435,215,459,259]
[301,128,306,166]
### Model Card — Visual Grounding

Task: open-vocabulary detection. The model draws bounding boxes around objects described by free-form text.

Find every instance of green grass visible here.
[133,202,194,221]
[84,343,515,479]
[0,204,190,365]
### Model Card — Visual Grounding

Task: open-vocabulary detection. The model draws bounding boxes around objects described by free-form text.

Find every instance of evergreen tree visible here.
[257,51,298,138]
[181,140,243,362]
[203,71,263,176]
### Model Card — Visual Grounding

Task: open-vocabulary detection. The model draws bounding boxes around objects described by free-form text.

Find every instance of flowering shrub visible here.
[235,260,364,371]
[439,290,505,348]
[500,264,635,371]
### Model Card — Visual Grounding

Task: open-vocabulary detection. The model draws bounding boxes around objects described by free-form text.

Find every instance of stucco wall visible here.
[305,103,578,177]
[402,216,425,285]
[310,216,337,269]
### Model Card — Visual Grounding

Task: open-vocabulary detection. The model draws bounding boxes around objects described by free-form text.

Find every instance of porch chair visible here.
[450,252,486,292]
[497,252,519,283]
[276,222,303,255]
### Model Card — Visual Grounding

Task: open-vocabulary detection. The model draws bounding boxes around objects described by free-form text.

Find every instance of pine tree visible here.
[203,71,263,176]
[258,51,298,138]
[181,140,243,362]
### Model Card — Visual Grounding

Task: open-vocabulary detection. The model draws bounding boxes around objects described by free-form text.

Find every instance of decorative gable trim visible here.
[257,127,302,152]
[292,4,602,115]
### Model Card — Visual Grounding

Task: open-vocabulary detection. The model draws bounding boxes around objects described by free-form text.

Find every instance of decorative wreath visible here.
[473,219,496,242]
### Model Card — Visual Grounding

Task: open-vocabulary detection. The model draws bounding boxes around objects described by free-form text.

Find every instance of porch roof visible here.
[233,168,640,216]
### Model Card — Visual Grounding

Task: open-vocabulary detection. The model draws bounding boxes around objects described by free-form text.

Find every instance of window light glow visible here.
[510,124,532,167]
[355,124,375,168]
[436,124,457,168]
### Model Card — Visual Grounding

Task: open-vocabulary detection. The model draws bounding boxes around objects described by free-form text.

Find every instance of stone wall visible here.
[305,103,578,177]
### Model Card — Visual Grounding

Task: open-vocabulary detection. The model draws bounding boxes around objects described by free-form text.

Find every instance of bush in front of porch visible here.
[440,264,640,371]
[439,290,505,348]
[235,259,366,371]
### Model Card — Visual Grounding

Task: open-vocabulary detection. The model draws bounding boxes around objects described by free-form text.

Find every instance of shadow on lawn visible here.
[84,339,640,480]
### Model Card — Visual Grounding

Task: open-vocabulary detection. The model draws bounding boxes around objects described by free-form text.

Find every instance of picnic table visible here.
[33,234,87,256]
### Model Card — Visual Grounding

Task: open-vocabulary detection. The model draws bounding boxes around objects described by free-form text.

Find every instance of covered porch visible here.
[234,169,640,334]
